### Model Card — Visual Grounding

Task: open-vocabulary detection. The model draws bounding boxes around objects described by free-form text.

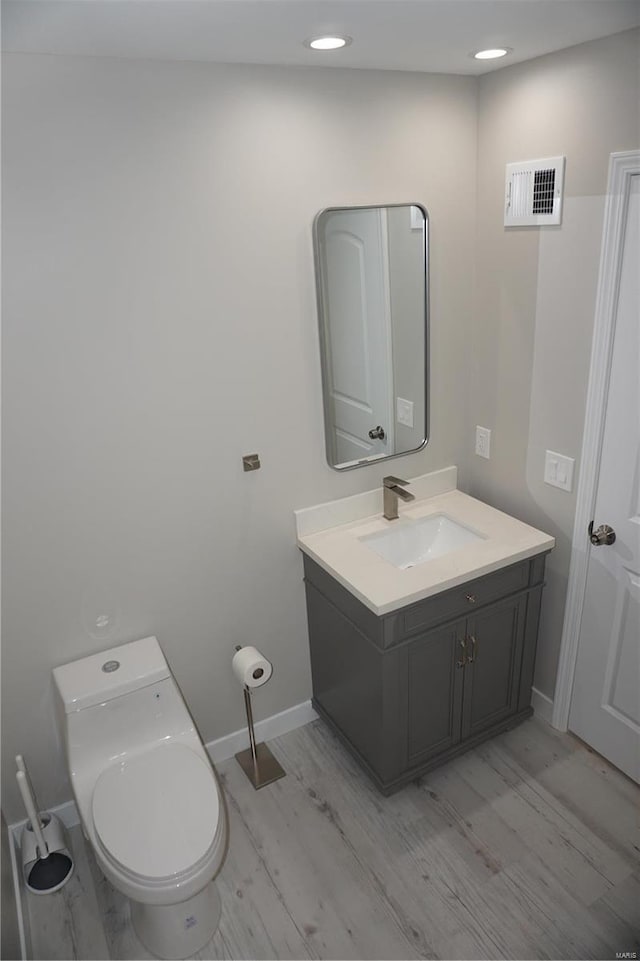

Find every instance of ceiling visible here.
[2,0,639,75]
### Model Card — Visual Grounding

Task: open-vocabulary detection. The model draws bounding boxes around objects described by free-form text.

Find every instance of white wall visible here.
[1,54,477,821]
[471,28,640,698]
[7,32,636,822]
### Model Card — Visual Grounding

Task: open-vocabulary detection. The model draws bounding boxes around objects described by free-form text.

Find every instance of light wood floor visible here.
[26,717,640,960]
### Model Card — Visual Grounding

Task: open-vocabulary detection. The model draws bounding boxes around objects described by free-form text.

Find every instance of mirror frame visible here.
[313,202,430,471]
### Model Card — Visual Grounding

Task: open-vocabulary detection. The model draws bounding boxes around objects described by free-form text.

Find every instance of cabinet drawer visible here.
[398,560,530,640]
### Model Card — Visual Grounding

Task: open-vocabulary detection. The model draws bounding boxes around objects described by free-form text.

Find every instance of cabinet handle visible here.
[456,638,467,668]
[467,634,478,663]
[466,593,477,604]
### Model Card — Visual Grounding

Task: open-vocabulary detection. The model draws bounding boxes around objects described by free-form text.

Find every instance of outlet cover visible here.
[475,426,491,459]
[396,397,414,428]
[544,450,574,492]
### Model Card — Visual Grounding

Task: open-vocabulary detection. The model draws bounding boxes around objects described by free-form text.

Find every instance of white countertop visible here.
[296,486,554,615]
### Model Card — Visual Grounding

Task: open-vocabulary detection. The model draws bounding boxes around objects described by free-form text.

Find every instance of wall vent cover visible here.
[504,156,565,227]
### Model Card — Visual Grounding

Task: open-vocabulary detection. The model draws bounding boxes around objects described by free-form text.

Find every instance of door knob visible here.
[368,426,386,440]
[588,521,616,546]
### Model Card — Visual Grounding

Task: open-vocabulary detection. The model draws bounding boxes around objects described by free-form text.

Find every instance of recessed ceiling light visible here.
[305,36,352,51]
[472,47,512,60]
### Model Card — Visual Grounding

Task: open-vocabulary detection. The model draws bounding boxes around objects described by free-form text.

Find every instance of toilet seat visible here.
[92,743,220,882]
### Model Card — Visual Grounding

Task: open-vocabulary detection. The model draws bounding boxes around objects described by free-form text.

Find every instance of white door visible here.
[569,173,640,783]
[320,208,394,466]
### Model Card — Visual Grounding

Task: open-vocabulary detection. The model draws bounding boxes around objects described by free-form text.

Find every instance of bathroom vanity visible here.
[296,470,554,795]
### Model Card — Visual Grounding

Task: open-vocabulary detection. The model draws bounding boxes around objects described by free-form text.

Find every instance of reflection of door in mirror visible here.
[314,203,428,471]
[321,208,394,466]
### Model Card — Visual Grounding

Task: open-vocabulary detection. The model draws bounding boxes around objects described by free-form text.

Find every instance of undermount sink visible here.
[360,513,485,570]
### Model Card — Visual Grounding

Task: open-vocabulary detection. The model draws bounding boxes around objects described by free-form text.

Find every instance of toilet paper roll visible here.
[232,646,273,689]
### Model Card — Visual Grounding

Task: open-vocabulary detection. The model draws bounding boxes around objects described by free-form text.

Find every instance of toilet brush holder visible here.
[21,813,74,895]
[16,762,74,895]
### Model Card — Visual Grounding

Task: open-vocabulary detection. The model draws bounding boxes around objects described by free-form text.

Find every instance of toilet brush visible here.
[16,759,74,894]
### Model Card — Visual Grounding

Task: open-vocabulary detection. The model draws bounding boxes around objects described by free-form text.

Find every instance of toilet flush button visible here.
[102,660,120,673]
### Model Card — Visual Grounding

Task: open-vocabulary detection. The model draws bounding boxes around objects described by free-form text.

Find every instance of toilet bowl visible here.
[53,636,228,960]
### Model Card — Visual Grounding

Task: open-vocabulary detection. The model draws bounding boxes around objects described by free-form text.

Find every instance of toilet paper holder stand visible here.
[234,648,286,790]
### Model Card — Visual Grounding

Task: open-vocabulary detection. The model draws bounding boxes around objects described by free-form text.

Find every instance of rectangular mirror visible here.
[313,203,429,470]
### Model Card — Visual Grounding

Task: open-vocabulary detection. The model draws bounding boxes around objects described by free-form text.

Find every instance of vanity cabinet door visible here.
[306,581,385,775]
[407,619,466,766]
[460,594,527,741]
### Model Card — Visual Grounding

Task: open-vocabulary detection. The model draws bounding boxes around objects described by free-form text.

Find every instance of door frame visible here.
[552,150,640,731]
[378,207,396,457]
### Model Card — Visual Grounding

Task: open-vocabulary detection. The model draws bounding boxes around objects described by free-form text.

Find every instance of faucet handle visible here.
[383,475,410,488]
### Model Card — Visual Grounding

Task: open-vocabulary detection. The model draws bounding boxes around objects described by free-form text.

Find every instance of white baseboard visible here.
[8,699,318,839]
[206,699,318,764]
[531,686,554,724]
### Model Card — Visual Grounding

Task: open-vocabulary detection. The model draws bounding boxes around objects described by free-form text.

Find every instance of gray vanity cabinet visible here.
[461,594,527,740]
[406,620,465,766]
[303,551,548,795]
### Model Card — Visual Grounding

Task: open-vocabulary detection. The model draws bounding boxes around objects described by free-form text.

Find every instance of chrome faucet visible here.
[383,476,415,521]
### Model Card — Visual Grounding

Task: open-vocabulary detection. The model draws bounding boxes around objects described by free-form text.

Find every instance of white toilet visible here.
[52,636,228,960]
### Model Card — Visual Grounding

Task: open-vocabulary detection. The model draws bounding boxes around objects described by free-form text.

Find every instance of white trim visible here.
[8,822,31,961]
[379,207,396,456]
[206,699,318,764]
[531,686,554,725]
[552,150,640,732]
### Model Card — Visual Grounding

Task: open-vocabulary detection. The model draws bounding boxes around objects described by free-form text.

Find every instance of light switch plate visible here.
[475,426,491,459]
[544,450,575,491]
[396,397,414,428]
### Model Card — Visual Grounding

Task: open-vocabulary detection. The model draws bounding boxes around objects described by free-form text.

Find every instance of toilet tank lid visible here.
[53,636,171,713]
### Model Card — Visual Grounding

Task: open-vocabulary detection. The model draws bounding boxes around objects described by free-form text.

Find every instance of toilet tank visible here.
[53,637,200,787]
[53,636,170,713]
